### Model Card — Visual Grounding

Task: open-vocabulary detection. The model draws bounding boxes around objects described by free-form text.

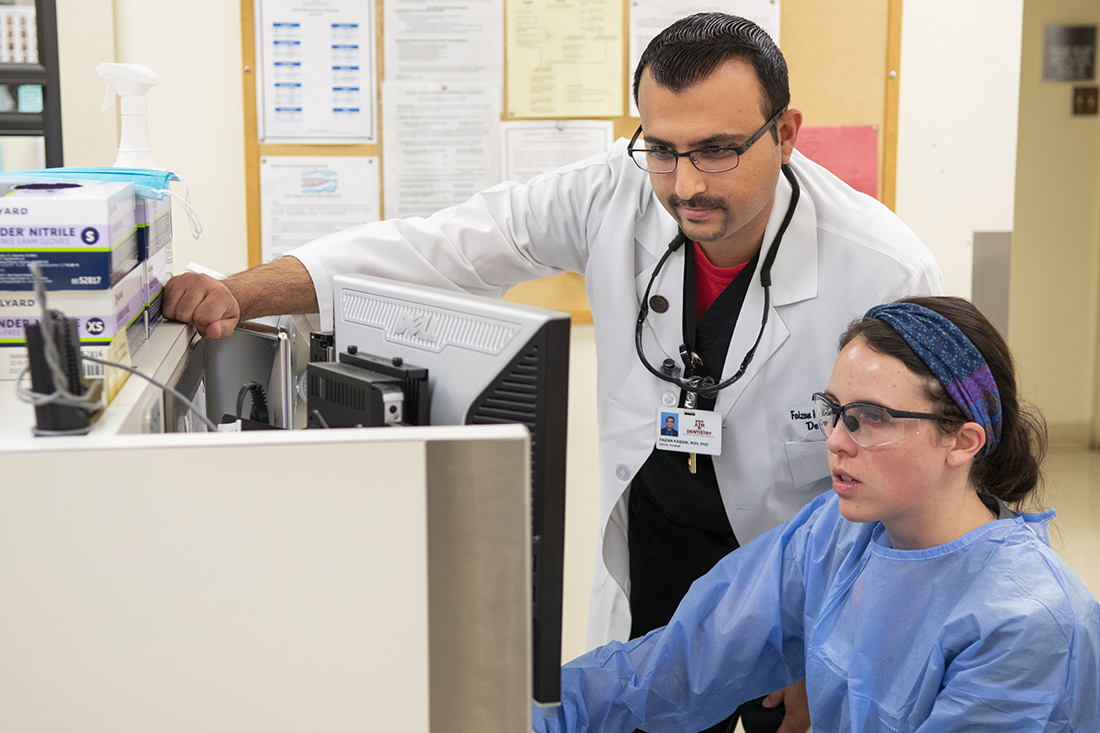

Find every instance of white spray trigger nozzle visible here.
[95,62,161,169]
[99,77,115,111]
[95,63,158,108]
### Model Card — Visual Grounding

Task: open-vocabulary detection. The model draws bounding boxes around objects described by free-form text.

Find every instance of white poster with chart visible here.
[382,82,501,219]
[260,156,381,263]
[628,1,780,115]
[384,0,503,83]
[499,120,613,184]
[255,0,377,143]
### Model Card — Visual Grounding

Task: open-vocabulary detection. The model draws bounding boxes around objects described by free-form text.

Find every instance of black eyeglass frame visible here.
[812,392,945,437]
[627,107,785,175]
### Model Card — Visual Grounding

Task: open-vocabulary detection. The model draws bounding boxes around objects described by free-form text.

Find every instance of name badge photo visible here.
[655,408,722,455]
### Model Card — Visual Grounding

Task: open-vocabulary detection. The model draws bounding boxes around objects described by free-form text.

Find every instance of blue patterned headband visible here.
[864,302,1002,455]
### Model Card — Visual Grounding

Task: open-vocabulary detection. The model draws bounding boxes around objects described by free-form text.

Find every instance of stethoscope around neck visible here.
[635,163,801,401]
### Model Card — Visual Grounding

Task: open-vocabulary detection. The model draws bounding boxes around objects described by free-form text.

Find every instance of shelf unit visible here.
[0,0,60,166]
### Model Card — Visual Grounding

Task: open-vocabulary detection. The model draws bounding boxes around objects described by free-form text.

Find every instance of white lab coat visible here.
[288,141,945,648]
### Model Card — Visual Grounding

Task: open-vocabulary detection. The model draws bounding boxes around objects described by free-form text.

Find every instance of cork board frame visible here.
[240,0,904,324]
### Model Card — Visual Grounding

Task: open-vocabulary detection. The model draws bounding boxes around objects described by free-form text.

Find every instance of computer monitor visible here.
[330,273,569,706]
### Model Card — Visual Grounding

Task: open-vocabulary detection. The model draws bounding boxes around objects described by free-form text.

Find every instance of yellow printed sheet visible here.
[505,0,624,118]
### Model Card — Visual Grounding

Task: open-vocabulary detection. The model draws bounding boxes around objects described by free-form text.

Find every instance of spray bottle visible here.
[95,63,159,169]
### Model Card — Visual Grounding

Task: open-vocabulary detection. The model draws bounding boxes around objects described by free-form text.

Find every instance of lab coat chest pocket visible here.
[785,440,830,489]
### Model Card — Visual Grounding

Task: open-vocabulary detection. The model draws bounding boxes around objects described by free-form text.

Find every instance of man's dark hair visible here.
[632,13,790,134]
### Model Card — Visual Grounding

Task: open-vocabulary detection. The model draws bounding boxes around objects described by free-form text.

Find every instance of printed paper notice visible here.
[383,83,501,219]
[260,156,381,262]
[384,0,503,82]
[794,126,879,199]
[255,0,377,143]
[500,120,613,183]
[628,1,780,116]
[506,0,623,118]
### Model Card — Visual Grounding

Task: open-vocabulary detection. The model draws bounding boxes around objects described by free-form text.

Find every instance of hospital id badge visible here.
[655,408,722,455]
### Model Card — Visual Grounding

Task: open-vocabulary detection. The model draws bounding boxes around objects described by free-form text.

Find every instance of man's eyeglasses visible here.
[811,392,945,449]
[628,108,784,174]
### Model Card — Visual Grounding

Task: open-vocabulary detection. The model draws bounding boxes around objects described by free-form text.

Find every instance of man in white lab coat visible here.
[165,13,943,732]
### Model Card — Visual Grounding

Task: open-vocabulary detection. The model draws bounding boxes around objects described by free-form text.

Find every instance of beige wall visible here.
[113,0,248,278]
[560,324,599,661]
[895,1,1024,296]
[1012,0,1100,446]
[57,1,246,276]
[55,0,117,167]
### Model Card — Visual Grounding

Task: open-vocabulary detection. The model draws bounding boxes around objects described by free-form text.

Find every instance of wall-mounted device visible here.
[319,273,570,706]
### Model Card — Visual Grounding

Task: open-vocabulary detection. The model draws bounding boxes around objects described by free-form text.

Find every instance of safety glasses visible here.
[811,392,944,448]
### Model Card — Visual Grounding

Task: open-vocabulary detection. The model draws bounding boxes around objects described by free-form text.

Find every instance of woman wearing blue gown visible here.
[533,296,1100,733]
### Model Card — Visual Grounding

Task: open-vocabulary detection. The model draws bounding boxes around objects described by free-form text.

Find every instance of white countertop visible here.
[0,322,195,447]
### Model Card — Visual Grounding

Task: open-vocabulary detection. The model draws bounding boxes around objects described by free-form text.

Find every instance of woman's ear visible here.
[946,422,986,467]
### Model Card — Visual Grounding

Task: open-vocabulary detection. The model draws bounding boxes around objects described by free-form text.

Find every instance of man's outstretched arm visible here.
[162,256,319,340]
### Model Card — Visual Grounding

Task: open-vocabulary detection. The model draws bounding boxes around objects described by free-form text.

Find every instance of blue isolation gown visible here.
[532,492,1100,733]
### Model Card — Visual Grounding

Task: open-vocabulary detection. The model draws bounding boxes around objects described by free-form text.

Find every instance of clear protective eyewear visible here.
[811,392,945,448]
[627,107,784,174]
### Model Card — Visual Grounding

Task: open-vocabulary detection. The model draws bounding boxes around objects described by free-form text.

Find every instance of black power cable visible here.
[235,381,270,424]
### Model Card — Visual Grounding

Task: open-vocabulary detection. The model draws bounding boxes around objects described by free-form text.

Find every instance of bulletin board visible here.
[240,0,903,323]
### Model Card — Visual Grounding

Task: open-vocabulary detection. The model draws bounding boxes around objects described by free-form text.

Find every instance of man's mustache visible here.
[667,194,726,210]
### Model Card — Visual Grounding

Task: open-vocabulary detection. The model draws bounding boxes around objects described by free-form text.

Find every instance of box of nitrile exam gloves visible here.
[143,238,170,338]
[139,196,172,338]
[0,181,138,291]
[137,195,171,262]
[0,264,145,380]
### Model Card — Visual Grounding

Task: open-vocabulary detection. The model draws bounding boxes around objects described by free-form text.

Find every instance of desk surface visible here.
[0,322,195,447]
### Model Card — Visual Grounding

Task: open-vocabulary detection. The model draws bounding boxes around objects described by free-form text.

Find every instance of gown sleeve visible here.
[532,493,836,733]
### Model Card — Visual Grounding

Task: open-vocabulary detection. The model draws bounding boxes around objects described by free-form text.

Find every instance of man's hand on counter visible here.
[163,273,241,340]
[162,257,321,339]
